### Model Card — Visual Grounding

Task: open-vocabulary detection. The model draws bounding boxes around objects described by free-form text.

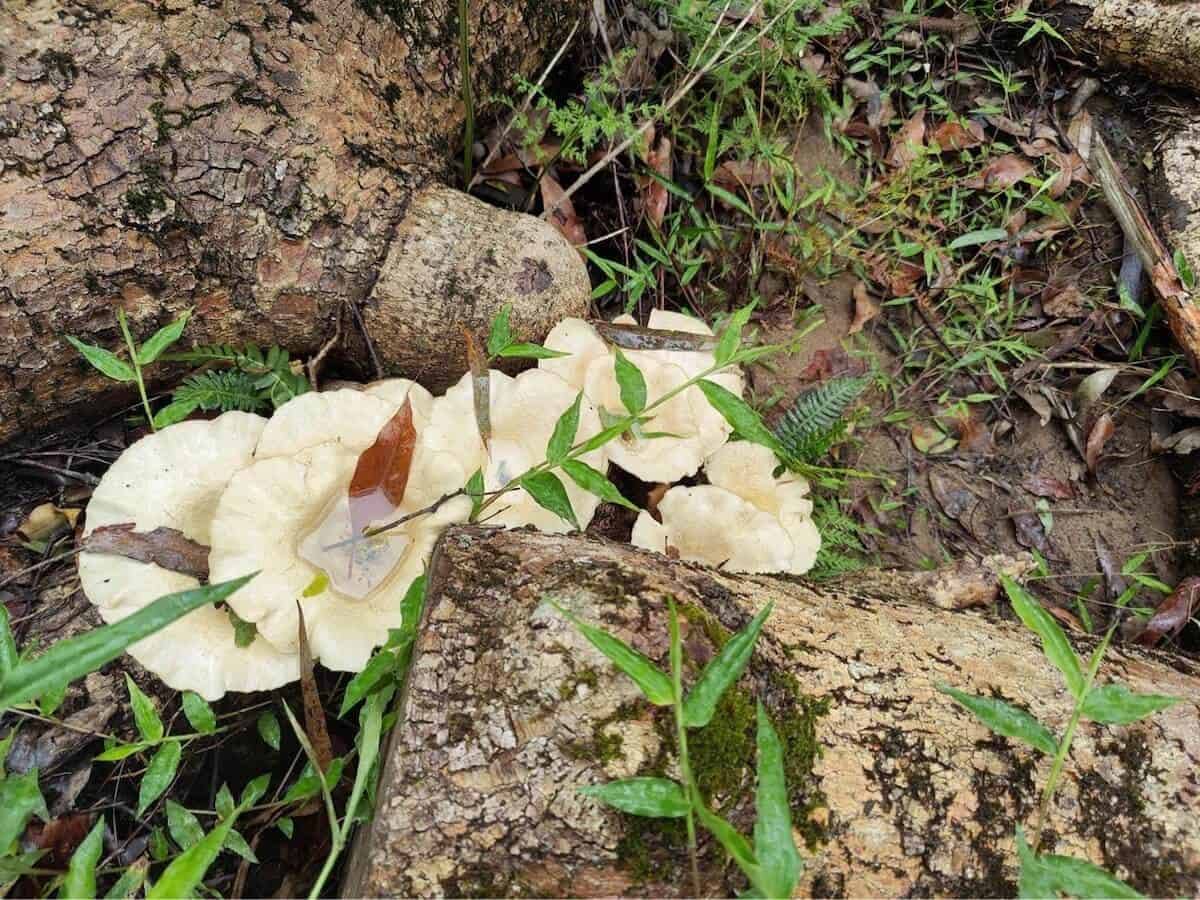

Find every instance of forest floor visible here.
[1,0,1198,895]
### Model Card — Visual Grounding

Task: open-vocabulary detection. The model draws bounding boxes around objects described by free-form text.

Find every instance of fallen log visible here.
[344,526,1200,898]
[0,0,588,445]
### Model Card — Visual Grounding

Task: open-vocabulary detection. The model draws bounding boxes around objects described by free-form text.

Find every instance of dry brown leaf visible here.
[640,136,672,229]
[888,260,924,297]
[348,397,416,541]
[1023,473,1074,500]
[911,422,957,454]
[593,321,716,352]
[29,814,94,867]
[797,348,868,382]
[84,524,209,579]
[966,154,1035,191]
[539,174,586,246]
[712,158,775,190]
[461,325,492,453]
[296,603,334,773]
[929,120,984,152]
[884,108,926,169]
[1136,577,1199,647]
[1084,413,1115,472]
[17,503,79,544]
[1042,283,1089,318]
[848,281,880,335]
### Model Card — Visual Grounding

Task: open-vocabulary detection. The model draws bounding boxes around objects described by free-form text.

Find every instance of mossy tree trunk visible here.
[343,526,1200,898]
[0,0,587,445]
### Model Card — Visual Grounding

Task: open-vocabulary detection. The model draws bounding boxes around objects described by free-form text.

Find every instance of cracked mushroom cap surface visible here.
[631,442,821,574]
[540,310,743,482]
[424,369,608,532]
[77,412,300,700]
[209,439,472,672]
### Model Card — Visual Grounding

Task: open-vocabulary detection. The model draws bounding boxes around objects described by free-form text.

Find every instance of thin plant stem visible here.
[117,310,156,431]
[458,0,474,185]
[668,601,702,896]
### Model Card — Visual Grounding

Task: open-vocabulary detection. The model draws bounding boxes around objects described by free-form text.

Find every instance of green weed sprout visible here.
[939,575,1180,898]
[554,598,802,899]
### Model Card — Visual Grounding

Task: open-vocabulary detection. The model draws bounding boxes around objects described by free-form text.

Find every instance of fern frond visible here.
[172,370,265,413]
[774,377,867,467]
[808,495,868,580]
[164,343,308,408]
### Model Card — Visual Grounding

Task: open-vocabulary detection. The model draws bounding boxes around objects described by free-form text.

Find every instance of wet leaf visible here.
[1004,575,1085,698]
[136,310,191,366]
[697,380,782,455]
[937,684,1057,754]
[137,740,181,815]
[552,602,674,705]
[754,701,802,899]
[125,674,164,743]
[65,337,136,383]
[84,524,210,580]
[348,398,416,541]
[546,393,582,464]
[462,327,492,452]
[1080,683,1180,725]
[579,778,689,818]
[257,711,281,751]
[181,691,217,735]
[521,471,579,530]
[296,605,334,774]
[59,817,104,900]
[560,460,638,511]
[848,281,880,335]
[613,350,647,415]
[540,174,586,245]
[682,603,772,728]
[1136,577,1199,647]
[884,108,926,169]
[1084,413,1115,473]
[593,322,716,352]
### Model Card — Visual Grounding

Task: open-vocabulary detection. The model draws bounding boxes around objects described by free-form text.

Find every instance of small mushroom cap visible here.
[540,312,744,482]
[209,441,472,671]
[631,441,821,574]
[424,369,607,532]
[78,412,299,700]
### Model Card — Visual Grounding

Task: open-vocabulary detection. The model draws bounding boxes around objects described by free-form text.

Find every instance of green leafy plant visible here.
[555,598,801,898]
[66,309,191,431]
[773,377,868,468]
[157,343,310,426]
[939,576,1180,897]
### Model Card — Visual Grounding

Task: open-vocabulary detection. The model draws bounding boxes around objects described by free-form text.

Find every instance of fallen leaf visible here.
[946,410,993,455]
[985,115,1057,142]
[884,108,926,169]
[966,154,1034,191]
[712,158,774,190]
[1016,386,1053,426]
[84,524,209,579]
[1093,533,1130,604]
[1067,109,1093,162]
[1084,413,1115,472]
[797,348,868,382]
[848,282,880,334]
[593,321,717,352]
[639,136,672,228]
[461,325,492,453]
[929,119,984,152]
[1023,473,1074,500]
[1042,283,1089,318]
[887,260,924,297]
[29,813,94,867]
[1153,426,1200,455]
[1136,577,1199,647]
[1075,367,1119,408]
[296,603,334,774]
[929,471,974,521]
[1011,510,1047,551]
[1046,605,1086,633]
[348,397,416,541]
[17,503,79,544]
[911,422,957,454]
[539,174,586,246]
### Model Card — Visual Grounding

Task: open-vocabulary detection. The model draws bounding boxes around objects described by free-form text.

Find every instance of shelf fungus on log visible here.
[344,526,1200,898]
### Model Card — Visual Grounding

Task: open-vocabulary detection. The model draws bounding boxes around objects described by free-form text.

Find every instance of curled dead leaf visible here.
[1136,577,1199,647]
[461,325,492,453]
[539,174,586,246]
[884,108,926,170]
[296,603,334,773]
[848,282,880,335]
[639,136,672,228]
[1084,412,1115,473]
[966,154,1034,191]
[929,119,984,152]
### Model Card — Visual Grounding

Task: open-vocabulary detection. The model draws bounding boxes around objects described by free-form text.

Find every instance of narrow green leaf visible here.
[0,605,18,683]
[560,459,638,511]
[65,336,136,382]
[59,817,104,899]
[579,778,689,818]
[552,602,674,706]
[257,710,281,751]
[0,574,256,711]
[181,691,217,735]
[147,811,241,900]
[165,800,204,851]
[1016,827,1142,899]
[94,742,150,762]
[301,571,328,598]
[697,380,782,454]
[496,343,569,359]
[281,758,346,804]
[227,607,257,648]
[706,182,755,217]
[683,603,772,728]
[937,684,1057,755]
[136,310,191,365]
[148,828,171,862]
[1004,576,1085,698]
[694,795,759,878]
[125,674,164,743]
[0,728,17,777]
[521,471,579,530]
[152,397,200,430]
[346,690,387,827]
[754,702,802,900]
[277,818,294,839]
[948,227,1008,250]
[38,682,67,717]
[103,858,147,899]
[1080,683,1180,725]
[0,851,46,886]
[137,740,181,815]
[715,303,755,367]
[340,651,399,718]
[547,393,583,464]
[215,785,235,821]
[466,468,485,521]
[239,773,270,807]
[487,305,513,357]
[575,419,637,455]
[223,828,258,863]
[613,349,647,415]
[0,768,48,853]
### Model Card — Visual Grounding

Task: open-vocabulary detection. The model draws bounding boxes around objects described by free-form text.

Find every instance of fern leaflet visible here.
[774,377,867,467]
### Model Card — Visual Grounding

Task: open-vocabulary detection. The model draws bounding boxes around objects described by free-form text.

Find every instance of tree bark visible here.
[344,526,1200,898]
[0,0,587,445]
[1047,0,1200,94]
[1155,117,1200,290]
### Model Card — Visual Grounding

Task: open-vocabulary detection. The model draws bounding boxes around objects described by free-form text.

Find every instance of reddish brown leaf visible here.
[884,108,926,169]
[966,154,1034,191]
[712,159,775,190]
[1042,283,1089,319]
[1011,510,1047,551]
[949,411,994,455]
[848,281,880,335]
[461,325,492,453]
[1136,577,1200,647]
[1023,473,1074,500]
[84,524,209,579]
[349,398,415,542]
[296,603,334,773]
[1084,412,1115,473]
[539,174,586,246]
[30,814,93,867]
[640,136,672,228]
[929,120,984,152]
[797,348,868,383]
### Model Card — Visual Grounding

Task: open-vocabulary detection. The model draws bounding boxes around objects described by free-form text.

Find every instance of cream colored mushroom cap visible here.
[209,441,472,671]
[77,412,299,700]
[539,317,609,390]
[425,369,607,532]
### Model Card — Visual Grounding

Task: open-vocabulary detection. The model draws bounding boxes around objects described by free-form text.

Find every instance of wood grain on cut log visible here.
[1048,0,1200,94]
[0,0,587,444]
[344,526,1200,898]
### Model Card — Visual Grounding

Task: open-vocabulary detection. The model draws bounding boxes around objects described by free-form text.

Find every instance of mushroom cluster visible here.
[79,311,820,698]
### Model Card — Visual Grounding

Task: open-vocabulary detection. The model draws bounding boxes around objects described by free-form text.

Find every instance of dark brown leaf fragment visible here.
[84,524,209,580]
[296,603,334,774]
[593,321,717,352]
[1136,577,1200,647]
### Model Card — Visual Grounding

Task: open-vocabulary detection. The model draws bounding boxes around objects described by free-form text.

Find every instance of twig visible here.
[307,309,344,391]
[7,458,100,486]
[0,547,82,591]
[347,299,383,380]
[326,489,467,548]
